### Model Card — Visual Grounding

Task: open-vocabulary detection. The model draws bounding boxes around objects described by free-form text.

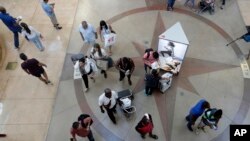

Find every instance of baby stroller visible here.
[198,0,215,15]
[117,89,136,118]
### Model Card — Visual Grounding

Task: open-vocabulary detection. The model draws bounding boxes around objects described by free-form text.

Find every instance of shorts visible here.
[31,68,45,77]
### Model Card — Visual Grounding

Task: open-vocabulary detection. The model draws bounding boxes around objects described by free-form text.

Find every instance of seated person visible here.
[143,49,159,73]
[144,69,170,95]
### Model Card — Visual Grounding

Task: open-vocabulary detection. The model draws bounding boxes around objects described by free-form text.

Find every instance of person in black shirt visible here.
[20,53,51,84]
[115,57,135,85]
[145,69,169,95]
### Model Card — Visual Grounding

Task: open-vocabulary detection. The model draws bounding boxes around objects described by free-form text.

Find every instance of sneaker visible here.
[187,124,193,132]
[140,134,145,139]
[104,73,107,78]
[56,26,62,30]
[90,77,95,83]
[84,88,89,92]
[185,116,190,121]
[119,78,124,81]
[149,134,158,139]
[112,120,116,124]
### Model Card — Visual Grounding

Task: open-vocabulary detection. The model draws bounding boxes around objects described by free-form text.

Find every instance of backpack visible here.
[145,48,154,58]
[204,108,217,120]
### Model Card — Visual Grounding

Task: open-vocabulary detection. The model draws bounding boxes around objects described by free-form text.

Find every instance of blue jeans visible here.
[30,35,44,51]
[13,31,19,48]
[167,0,176,8]
[87,130,95,141]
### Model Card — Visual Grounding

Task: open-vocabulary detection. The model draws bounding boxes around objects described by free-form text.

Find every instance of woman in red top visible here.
[135,113,158,139]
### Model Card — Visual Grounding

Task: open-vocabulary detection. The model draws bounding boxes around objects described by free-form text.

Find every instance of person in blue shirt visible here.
[0,6,22,49]
[185,99,210,131]
[41,0,62,30]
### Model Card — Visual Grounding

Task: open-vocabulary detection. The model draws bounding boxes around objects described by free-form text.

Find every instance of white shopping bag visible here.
[73,61,82,79]
[104,33,116,48]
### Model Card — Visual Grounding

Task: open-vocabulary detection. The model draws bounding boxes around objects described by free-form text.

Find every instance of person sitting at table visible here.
[143,49,159,73]
[144,69,170,96]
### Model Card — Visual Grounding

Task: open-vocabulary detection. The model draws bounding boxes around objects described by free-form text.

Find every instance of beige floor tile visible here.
[0,99,53,124]
[0,124,48,141]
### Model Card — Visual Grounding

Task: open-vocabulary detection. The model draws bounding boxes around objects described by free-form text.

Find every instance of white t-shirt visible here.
[91,48,107,59]
[21,26,40,40]
[79,23,96,42]
[98,91,118,109]
[101,25,111,39]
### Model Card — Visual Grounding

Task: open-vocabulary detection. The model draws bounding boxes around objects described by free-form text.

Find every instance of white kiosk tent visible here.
[157,22,190,93]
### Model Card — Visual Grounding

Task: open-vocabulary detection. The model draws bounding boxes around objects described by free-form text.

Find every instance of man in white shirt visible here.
[79,21,97,46]
[98,88,118,124]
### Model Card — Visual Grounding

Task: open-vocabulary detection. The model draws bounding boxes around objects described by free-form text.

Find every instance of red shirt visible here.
[71,117,92,138]
[138,122,153,134]
[71,126,89,138]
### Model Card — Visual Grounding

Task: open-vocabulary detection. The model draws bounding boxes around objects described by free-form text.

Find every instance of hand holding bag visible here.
[73,61,82,79]
[104,33,117,48]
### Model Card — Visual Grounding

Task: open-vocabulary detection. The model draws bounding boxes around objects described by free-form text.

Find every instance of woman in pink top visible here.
[143,51,159,73]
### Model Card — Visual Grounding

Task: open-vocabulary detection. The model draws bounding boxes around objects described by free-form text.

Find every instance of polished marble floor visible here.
[0,0,250,141]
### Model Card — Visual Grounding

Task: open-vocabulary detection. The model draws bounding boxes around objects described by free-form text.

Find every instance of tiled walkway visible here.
[0,0,250,141]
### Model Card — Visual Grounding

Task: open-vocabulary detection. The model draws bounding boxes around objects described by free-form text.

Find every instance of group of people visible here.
[186,99,223,134]
[143,41,181,95]
[71,87,158,140]
[0,0,62,84]
[0,0,62,51]
[79,20,114,55]
[1,0,225,140]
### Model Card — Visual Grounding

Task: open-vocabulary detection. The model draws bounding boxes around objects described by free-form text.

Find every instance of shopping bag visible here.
[96,59,108,71]
[104,33,116,48]
[73,61,82,79]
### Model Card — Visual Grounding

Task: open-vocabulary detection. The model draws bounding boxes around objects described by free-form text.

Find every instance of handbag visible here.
[96,59,108,71]
[104,33,117,48]
[73,61,82,79]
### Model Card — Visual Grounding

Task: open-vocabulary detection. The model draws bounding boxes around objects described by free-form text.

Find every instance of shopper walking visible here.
[0,6,22,49]
[20,22,45,51]
[19,53,51,84]
[99,88,118,124]
[79,21,98,46]
[185,99,210,131]
[91,43,108,78]
[99,20,114,55]
[135,113,158,139]
[41,0,62,30]
[78,57,98,92]
[115,57,135,85]
[71,114,95,141]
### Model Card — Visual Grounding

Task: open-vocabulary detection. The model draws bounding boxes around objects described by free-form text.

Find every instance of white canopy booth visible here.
[156,22,190,93]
